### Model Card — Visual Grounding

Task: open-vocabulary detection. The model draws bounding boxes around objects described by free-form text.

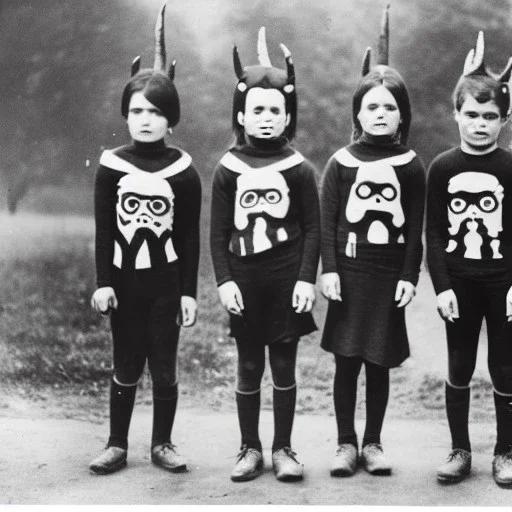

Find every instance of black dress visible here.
[320,136,425,367]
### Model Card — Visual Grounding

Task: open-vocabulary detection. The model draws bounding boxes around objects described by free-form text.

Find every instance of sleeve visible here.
[426,157,452,294]
[320,156,341,274]
[94,165,118,288]
[210,164,235,286]
[173,165,202,298]
[399,158,426,286]
[297,160,321,284]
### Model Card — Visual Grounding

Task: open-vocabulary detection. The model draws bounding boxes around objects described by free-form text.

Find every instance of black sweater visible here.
[94,139,202,297]
[427,147,512,294]
[210,140,320,286]
[320,138,425,285]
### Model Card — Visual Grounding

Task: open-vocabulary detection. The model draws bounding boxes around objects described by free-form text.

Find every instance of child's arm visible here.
[426,158,458,321]
[396,158,426,307]
[174,165,202,327]
[210,164,244,314]
[320,156,342,301]
[92,165,119,314]
[293,161,321,313]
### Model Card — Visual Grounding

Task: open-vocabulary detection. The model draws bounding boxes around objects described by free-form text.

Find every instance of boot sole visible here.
[331,467,356,477]
[276,473,304,482]
[151,459,188,473]
[89,459,127,475]
[365,466,392,476]
[437,472,469,484]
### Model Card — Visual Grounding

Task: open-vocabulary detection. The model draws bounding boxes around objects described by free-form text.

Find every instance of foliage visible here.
[1,0,512,211]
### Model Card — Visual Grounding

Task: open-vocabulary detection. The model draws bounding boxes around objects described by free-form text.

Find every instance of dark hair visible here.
[232,65,297,145]
[352,65,411,144]
[121,70,180,127]
[452,74,510,118]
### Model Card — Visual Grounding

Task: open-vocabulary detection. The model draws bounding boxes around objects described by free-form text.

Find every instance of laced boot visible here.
[230,445,264,482]
[437,448,471,483]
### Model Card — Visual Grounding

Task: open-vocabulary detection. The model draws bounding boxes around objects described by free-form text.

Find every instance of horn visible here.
[257,26,272,67]
[233,44,244,79]
[362,47,371,76]
[464,31,485,76]
[153,3,167,71]
[499,56,512,83]
[131,56,141,76]
[280,43,295,84]
[169,59,176,81]
[377,3,389,65]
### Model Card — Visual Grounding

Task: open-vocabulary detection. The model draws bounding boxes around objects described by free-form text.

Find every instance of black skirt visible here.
[228,241,317,345]
[321,253,409,368]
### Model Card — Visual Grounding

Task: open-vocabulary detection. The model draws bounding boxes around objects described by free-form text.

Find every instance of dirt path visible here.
[1,405,510,505]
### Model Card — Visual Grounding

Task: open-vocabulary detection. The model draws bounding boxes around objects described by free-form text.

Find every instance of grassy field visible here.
[0,212,496,422]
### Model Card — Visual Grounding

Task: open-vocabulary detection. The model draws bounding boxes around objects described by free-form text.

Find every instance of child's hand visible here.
[436,289,459,323]
[293,280,315,313]
[506,286,512,322]
[395,280,416,308]
[91,287,118,316]
[320,272,342,301]
[178,296,197,327]
[218,281,244,316]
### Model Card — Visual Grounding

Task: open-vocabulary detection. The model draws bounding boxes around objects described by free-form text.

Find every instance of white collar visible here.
[333,147,416,168]
[100,149,192,178]
[220,150,305,174]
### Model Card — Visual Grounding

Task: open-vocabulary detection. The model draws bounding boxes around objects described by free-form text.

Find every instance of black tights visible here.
[235,338,298,452]
[333,354,389,447]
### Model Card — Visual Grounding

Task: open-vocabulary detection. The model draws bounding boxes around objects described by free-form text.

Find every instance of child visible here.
[320,5,425,477]
[89,4,201,475]
[427,32,512,485]
[210,28,320,482]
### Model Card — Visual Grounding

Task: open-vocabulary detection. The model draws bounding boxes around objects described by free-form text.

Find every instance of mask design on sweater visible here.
[345,162,405,256]
[233,169,290,255]
[115,173,177,269]
[446,171,503,259]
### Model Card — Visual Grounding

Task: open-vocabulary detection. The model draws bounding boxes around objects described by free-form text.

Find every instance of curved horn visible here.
[463,48,475,76]
[499,56,512,83]
[257,26,272,67]
[280,43,295,84]
[233,44,244,79]
[362,47,371,76]
[131,56,141,76]
[377,3,389,65]
[464,31,485,76]
[153,3,167,71]
[169,59,176,81]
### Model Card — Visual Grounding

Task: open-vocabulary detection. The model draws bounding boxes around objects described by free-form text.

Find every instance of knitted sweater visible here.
[94,139,201,297]
[321,137,425,285]
[210,139,320,286]
[427,147,512,294]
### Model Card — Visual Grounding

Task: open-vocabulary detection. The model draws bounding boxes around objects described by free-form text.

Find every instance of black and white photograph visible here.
[1,0,512,506]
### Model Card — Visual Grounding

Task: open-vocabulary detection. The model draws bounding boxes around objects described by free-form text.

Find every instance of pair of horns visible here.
[131,3,176,80]
[233,27,295,84]
[463,31,512,82]
[361,3,390,76]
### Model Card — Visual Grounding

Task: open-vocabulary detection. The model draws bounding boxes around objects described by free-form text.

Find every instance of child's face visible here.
[357,85,401,138]
[127,91,169,143]
[237,87,290,139]
[454,94,505,152]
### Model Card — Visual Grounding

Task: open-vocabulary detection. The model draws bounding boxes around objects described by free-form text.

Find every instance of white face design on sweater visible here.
[446,171,503,259]
[116,173,175,243]
[234,169,290,229]
[345,162,404,244]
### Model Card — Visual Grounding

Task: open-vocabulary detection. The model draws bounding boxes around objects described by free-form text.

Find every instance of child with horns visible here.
[210,28,320,482]
[89,4,201,475]
[320,5,425,477]
[427,32,512,486]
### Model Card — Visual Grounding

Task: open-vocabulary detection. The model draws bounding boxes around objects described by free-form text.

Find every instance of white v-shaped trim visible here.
[100,149,192,178]
[220,150,305,174]
[333,147,416,168]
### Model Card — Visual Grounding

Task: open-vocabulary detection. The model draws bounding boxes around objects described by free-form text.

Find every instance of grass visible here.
[0,211,496,421]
